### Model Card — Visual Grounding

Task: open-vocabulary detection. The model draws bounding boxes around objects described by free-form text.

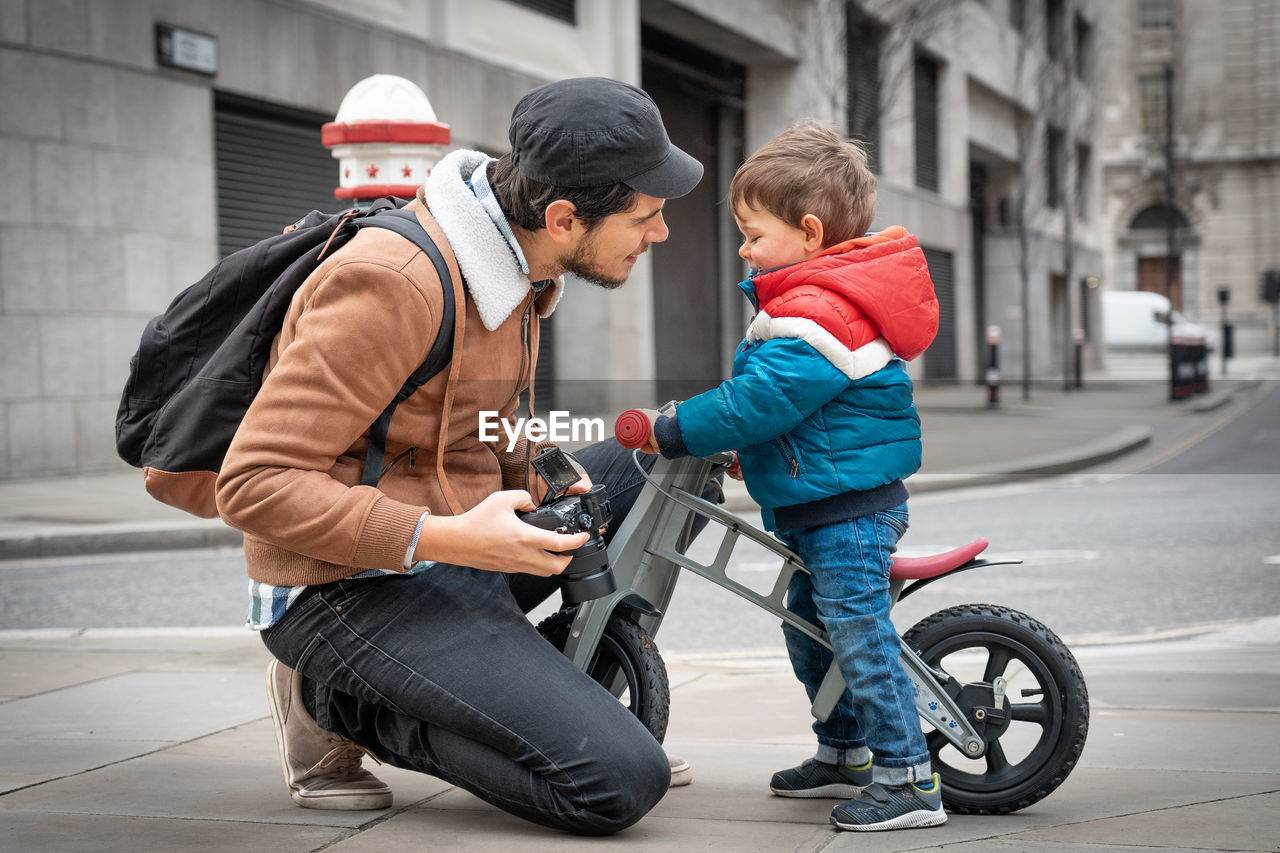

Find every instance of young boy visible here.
[637,122,943,831]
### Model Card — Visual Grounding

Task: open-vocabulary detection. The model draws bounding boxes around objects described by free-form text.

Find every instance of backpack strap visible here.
[354,209,457,487]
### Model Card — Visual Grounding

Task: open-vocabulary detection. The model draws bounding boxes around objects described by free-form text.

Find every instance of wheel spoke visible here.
[985,739,1010,774]
[983,645,1014,683]
[1011,701,1049,725]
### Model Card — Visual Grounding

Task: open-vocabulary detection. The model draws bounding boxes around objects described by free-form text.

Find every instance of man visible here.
[215,77,702,836]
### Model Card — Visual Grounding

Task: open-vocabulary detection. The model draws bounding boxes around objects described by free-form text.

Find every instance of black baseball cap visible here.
[509,77,703,199]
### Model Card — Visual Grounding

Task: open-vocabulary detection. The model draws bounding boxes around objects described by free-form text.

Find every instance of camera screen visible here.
[531,447,582,500]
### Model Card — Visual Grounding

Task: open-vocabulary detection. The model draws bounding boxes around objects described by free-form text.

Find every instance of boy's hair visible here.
[729,121,876,246]
[489,153,637,232]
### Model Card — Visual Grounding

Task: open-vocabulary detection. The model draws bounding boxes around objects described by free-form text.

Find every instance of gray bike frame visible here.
[561,451,996,759]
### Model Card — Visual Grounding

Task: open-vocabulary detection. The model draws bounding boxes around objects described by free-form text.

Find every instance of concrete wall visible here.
[0,36,218,478]
[0,0,621,478]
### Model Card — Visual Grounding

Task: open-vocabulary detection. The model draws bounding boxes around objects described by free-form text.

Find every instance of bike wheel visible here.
[535,608,671,743]
[902,604,1089,814]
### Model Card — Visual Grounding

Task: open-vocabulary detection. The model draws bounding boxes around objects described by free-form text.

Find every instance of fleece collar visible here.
[423,149,563,331]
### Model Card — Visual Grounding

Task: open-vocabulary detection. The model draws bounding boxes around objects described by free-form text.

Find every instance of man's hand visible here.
[414,490,590,575]
[529,453,594,504]
[563,454,594,495]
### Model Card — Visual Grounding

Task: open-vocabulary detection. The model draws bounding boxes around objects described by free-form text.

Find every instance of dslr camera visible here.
[518,449,615,603]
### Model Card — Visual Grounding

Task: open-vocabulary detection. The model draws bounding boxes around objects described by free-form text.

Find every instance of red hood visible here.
[751,226,939,360]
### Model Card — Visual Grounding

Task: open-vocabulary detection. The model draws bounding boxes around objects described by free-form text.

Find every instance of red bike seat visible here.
[890,538,989,580]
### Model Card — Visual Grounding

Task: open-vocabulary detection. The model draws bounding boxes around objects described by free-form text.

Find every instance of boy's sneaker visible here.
[266,658,393,810]
[829,774,947,831]
[769,758,872,798]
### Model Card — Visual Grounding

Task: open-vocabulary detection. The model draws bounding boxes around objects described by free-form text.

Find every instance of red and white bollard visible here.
[322,74,451,203]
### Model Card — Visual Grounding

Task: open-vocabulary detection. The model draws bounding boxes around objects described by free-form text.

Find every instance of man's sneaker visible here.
[266,658,393,810]
[668,754,693,787]
[829,774,947,831]
[769,757,872,799]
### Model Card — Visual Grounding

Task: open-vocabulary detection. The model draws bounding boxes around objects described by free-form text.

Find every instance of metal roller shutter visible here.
[214,96,343,258]
[922,247,956,380]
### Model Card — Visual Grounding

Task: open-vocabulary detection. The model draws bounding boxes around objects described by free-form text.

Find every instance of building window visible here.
[1045,0,1063,61]
[1074,13,1092,80]
[1010,0,1025,33]
[1075,143,1091,218]
[505,0,575,24]
[1138,71,1169,136]
[1045,126,1063,209]
[914,53,940,193]
[1138,0,1174,29]
[847,3,884,173]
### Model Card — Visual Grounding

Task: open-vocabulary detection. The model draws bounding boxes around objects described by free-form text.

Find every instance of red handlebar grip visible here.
[614,409,652,448]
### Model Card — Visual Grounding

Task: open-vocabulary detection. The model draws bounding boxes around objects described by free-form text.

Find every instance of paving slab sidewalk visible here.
[1,619,1277,852]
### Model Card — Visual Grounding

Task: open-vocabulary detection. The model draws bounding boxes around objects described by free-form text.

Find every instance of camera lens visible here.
[559,537,615,604]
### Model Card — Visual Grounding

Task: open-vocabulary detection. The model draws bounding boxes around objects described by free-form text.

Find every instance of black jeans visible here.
[261,440,695,835]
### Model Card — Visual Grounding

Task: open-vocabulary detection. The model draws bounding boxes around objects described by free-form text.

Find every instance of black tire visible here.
[902,604,1089,815]
[536,608,671,743]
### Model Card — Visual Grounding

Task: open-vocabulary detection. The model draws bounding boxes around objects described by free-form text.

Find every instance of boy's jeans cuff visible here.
[816,744,872,767]
[871,759,933,787]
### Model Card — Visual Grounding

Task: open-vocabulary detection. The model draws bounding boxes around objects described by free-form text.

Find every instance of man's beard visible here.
[561,237,630,290]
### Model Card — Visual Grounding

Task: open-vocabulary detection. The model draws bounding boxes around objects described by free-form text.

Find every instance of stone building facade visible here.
[1097,0,1280,352]
[0,0,1103,478]
[853,0,1107,392]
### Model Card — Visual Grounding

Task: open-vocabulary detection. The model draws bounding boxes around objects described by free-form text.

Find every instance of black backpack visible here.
[115,199,456,518]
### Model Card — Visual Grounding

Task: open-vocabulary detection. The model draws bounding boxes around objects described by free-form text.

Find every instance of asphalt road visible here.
[2,384,1277,657]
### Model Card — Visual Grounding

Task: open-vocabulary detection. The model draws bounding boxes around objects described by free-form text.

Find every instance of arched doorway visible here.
[1129,203,1189,309]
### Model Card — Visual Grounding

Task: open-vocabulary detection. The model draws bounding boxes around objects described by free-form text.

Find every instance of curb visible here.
[0,520,243,561]
[1186,377,1261,413]
[907,424,1152,493]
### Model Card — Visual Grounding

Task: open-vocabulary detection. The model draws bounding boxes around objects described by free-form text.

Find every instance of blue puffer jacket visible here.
[655,227,938,530]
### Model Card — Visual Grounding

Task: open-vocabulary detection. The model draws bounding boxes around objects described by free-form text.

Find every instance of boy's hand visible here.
[615,406,679,454]
[632,408,662,455]
[726,450,742,480]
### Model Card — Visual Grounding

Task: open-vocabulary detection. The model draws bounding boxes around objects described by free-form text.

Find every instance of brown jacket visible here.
[216,178,557,586]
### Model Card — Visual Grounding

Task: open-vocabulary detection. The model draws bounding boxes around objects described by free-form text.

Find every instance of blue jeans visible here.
[260,440,694,836]
[776,505,931,786]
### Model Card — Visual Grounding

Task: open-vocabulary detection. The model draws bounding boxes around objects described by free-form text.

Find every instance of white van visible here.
[1101,290,1213,351]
